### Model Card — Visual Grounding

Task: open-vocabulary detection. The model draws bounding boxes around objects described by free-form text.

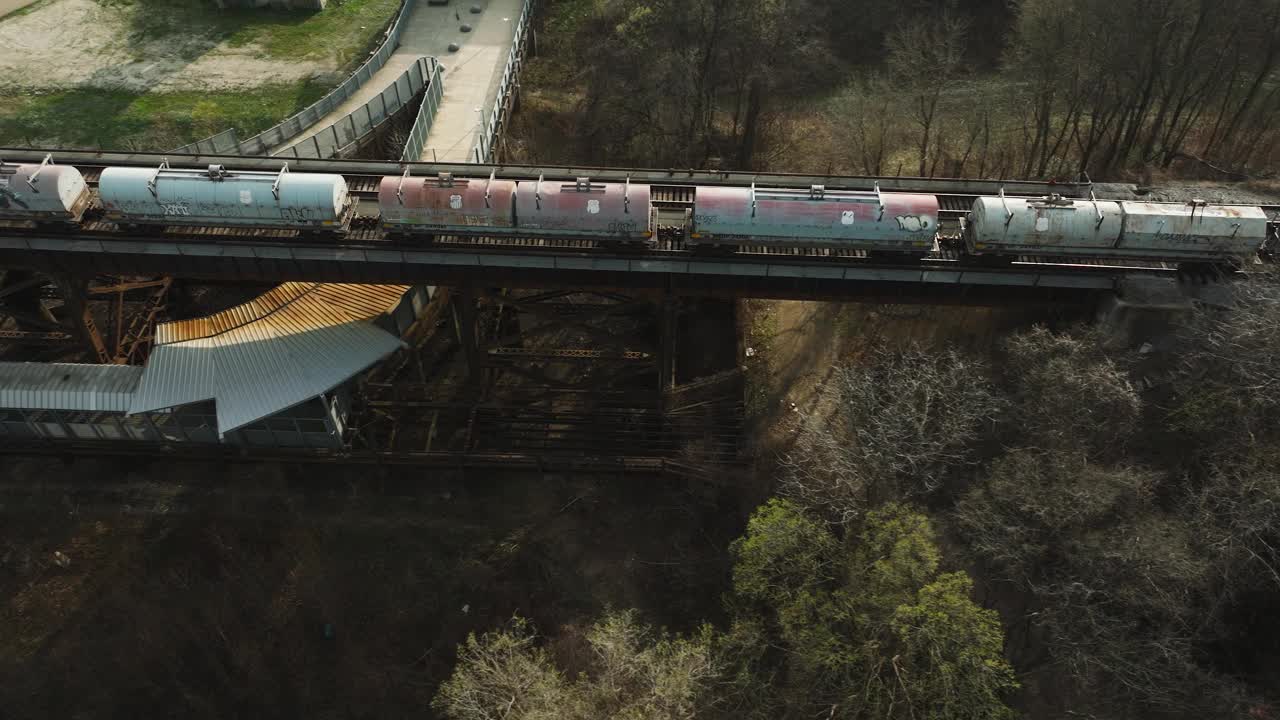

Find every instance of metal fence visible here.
[399,59,446,162]
[172,0,419,155]
[276,57,441,159]
[470,0,535,163]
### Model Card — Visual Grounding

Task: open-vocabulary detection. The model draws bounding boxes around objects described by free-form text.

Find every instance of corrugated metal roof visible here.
[156,282,409,345]
[131,283,413,435]
[0,362,143,412]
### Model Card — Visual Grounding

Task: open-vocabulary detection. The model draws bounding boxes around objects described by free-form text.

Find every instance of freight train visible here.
[0,156,1271,267]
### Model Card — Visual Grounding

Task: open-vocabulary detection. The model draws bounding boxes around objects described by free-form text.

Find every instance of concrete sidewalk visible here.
[278,0,523,160]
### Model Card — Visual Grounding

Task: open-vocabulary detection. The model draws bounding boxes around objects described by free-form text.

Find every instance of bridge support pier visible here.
[52,274,111,363]
[451,284,483,392]
[1096,276,1198,349]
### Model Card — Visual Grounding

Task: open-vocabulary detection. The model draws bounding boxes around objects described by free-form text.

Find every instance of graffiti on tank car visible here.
[0,190,29,210]
[280,207,313,222]
[1154,233,1215,245]
[895,215,931,232]
[608,221,638,233]
[694,214,720,225]
[161,203,190,216]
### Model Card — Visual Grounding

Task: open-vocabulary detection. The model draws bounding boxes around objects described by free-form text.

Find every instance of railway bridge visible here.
[0,149,1253,474]
[0,150,1208,304]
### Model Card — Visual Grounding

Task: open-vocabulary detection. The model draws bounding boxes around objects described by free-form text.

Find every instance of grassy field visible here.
[100,0,402,65]
[0,81,329,149]
[0,0,403,150]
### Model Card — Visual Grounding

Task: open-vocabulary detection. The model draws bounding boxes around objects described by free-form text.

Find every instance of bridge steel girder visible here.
[51,274,111,363]
[0,244,1111,307]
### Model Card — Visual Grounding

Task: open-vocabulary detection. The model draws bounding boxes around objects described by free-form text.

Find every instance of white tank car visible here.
[0,155,91,223]
[99,163,351,231]
[1116,201,1267,260]
[967,195,1125,254]
[967,194,1268,262]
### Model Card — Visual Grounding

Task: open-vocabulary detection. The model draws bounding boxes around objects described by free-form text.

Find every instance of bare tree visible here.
[433,612,719,720]
[827,77,901,175]
[431,617,569,720]
[779,345,1003,523]
[886,2,971,176]
[954,449,1233,712]
[1167,269,1280,456]
[954,449,1157,578]
[1001,325,1141,459]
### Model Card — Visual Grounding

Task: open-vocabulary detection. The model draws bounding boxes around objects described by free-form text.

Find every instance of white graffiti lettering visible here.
[895,215,925,232]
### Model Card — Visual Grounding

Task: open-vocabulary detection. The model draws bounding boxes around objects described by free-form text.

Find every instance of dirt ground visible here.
[741,299,1081,448]
[0,455,746,718]
[1094,180,1280,205]
[0,0,336,92]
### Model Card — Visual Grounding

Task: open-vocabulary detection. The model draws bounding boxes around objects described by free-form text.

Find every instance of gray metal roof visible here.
[129,282,411,435]
[0,362,144,412]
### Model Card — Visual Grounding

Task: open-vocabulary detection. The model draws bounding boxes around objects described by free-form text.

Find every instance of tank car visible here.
[513,175,653,242]
[379,170,516,238]
[966,193,1125,256]
[687,184,941,252]
[0,155,91,224]
[1117,200,1267,262]
[966,193,1268,264]
[99,163,352,233]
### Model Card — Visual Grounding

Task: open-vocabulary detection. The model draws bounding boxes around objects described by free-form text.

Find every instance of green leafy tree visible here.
[730,497,839,605]
[726,500,1017,719]
[889,572,1017,720]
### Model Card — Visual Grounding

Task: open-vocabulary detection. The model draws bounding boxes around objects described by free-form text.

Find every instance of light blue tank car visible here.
[99,163,352,233]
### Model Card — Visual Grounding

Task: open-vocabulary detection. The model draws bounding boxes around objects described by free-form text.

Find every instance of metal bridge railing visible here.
[275,57,440,160]
[172,0,420,156]
[470,0,534,163]
[399,59,446,162]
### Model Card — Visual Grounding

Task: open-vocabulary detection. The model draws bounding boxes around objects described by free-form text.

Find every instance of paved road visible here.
[279,0,523,162]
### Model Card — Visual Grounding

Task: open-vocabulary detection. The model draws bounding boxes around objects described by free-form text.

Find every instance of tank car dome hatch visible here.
[0,155,90,220]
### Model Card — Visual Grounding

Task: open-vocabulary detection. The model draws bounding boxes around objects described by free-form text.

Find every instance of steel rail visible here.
[0,148,1093,196]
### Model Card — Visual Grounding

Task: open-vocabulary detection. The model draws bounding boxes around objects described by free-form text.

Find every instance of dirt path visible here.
[0,0,334,92]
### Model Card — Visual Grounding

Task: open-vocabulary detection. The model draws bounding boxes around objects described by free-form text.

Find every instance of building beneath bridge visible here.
[0,283,431,449]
